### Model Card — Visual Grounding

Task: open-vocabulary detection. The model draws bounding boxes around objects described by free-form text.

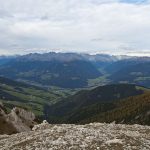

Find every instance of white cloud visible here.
[0,0,150,56]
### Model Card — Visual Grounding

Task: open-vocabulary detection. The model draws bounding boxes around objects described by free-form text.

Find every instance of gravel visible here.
[0,121,149,150]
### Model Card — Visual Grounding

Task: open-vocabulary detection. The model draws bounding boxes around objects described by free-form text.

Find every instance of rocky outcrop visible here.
[0,122,149,150]
[0,103,37,134]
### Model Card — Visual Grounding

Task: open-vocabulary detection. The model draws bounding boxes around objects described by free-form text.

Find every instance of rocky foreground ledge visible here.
[0,121,150,150]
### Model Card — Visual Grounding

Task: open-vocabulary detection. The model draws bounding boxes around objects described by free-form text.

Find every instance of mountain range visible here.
[0,53,104,88]
[0,52,150,128]
[0,52,150,88]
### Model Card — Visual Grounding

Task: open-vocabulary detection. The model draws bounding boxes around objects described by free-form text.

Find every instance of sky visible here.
[0,0,150,56]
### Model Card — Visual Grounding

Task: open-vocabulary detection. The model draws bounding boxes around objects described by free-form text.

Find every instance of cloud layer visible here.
[0,0,150,56]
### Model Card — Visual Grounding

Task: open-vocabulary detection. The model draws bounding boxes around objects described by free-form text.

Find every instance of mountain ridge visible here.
[0,52,150,88]
[44,84,150,125]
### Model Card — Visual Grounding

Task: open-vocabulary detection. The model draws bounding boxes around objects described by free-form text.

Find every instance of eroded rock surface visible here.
[0,122,149,150]
[0,103,37,134]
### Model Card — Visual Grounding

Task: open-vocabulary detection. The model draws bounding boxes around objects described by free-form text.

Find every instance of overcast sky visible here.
[0,0,150,56]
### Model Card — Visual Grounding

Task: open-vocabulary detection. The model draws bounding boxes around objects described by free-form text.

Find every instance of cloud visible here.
[0,0,150,56]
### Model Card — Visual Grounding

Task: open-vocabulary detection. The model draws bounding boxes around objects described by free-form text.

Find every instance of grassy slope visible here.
[0,77,70,117]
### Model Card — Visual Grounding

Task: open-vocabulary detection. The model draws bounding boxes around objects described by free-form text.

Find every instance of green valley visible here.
[0,77,71,117]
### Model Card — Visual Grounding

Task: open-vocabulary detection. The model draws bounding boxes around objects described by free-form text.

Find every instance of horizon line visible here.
[0,51,150,58]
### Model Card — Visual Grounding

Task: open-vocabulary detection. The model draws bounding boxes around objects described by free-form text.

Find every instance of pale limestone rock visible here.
[0,105,37,134]
[0,122,149,150]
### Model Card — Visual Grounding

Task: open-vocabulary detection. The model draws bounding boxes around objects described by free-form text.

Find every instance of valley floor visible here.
[0,122,150,150]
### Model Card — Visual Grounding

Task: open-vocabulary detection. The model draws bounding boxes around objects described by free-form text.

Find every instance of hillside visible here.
[109,62,150,87]
[0,121,149,150]
[0,60,101,88]
[0,53,107,88]
[78,92,150,125]
[91,57,150,88]
[0,75,149,126]
[104,57,150,74]
[0,77,65,117]
[0,56,16,65]
[0,53,150,88]
[45,84,147,123]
